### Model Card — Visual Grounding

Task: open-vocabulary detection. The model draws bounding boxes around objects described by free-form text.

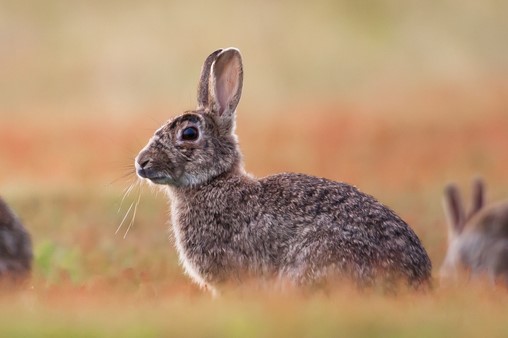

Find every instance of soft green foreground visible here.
[1,284,508,337]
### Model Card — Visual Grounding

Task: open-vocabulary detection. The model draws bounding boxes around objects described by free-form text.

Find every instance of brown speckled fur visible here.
[0,197,32,281]
[136,48,432,294]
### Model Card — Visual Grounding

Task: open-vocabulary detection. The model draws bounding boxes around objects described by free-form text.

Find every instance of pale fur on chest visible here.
[165,183,277,289]
[166,188,219,295]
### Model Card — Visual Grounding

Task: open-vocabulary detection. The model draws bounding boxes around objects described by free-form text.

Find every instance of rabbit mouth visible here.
[143,175,176,185]
[148,176,175,185]
[136,167,175,185]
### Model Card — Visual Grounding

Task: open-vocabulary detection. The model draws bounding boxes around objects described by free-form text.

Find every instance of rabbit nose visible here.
[139,159,150,169]
[135,152,152,178]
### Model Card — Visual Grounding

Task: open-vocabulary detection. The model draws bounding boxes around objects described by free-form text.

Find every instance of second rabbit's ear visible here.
[443,183,466,236]
[208,48,243,119]
[469,176,485,218]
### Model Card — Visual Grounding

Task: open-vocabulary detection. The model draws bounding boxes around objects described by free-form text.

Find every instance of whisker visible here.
[124,187,142,239]
[118,181,138,214]
[108,170,137,186]
[116,200,135,235]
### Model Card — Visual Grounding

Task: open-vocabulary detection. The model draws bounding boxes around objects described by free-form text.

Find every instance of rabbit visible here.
[135,48,432,294]
[441,177,508,286]
[0,196,33,282]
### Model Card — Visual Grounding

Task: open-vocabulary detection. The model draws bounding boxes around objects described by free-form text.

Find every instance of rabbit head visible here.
[441,177,508,285]
[135,48,244,187]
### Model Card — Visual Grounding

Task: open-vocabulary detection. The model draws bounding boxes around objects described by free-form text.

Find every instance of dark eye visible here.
[181,127,199,141]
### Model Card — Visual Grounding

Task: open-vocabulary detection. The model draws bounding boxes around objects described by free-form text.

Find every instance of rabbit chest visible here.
[167,182,283,285]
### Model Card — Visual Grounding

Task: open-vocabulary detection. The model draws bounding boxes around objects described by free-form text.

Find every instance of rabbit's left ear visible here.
[197,49,223,110]
[208,48,243,119]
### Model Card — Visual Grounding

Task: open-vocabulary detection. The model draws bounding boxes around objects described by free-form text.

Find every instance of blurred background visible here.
[0,1,508,333]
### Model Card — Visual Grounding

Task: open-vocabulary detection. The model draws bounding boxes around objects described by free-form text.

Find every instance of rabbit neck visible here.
[166,165,252,205]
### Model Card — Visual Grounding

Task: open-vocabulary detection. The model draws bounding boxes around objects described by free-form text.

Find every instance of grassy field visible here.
[1,1,508,337]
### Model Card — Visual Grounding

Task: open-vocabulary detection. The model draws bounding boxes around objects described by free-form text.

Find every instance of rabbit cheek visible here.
[177,150,211,186]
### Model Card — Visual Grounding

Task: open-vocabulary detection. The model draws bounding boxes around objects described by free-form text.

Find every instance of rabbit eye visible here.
[181,127,199,141]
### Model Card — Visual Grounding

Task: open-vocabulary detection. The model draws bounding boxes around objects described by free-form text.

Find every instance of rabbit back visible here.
[263,174,431,287]
[465,201,508,237]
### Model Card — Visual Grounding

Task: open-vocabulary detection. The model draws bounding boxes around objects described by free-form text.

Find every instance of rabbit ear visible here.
[469,176,485,218]
[443,183,466,236]
[208,48,243,119]
[197,49,223,110]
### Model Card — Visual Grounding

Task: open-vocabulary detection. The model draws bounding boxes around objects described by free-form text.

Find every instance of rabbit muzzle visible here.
[135,150,176,185]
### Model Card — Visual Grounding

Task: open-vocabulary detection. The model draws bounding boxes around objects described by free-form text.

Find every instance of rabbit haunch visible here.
[135,48,432,293]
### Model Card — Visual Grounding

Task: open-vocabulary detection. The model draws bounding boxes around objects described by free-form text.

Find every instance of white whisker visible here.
[116,200,134,235]
[124,187,142,239]
[118,181,137,214]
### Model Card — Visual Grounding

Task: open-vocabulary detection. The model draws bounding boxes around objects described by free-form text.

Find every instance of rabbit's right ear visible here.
[469,176,485,218]
[196,48,244,132]
[443,183,466,236]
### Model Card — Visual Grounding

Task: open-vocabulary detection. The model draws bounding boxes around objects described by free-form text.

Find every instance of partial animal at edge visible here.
[441,177,508,286]
[0,197,33,283]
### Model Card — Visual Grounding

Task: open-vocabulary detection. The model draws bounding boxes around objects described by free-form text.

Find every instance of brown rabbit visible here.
[135,48,431,294]
[441,177,508,286]
[0,197,32,282]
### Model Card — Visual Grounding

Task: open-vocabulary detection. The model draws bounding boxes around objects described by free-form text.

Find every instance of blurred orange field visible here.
[1,0,508,336]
